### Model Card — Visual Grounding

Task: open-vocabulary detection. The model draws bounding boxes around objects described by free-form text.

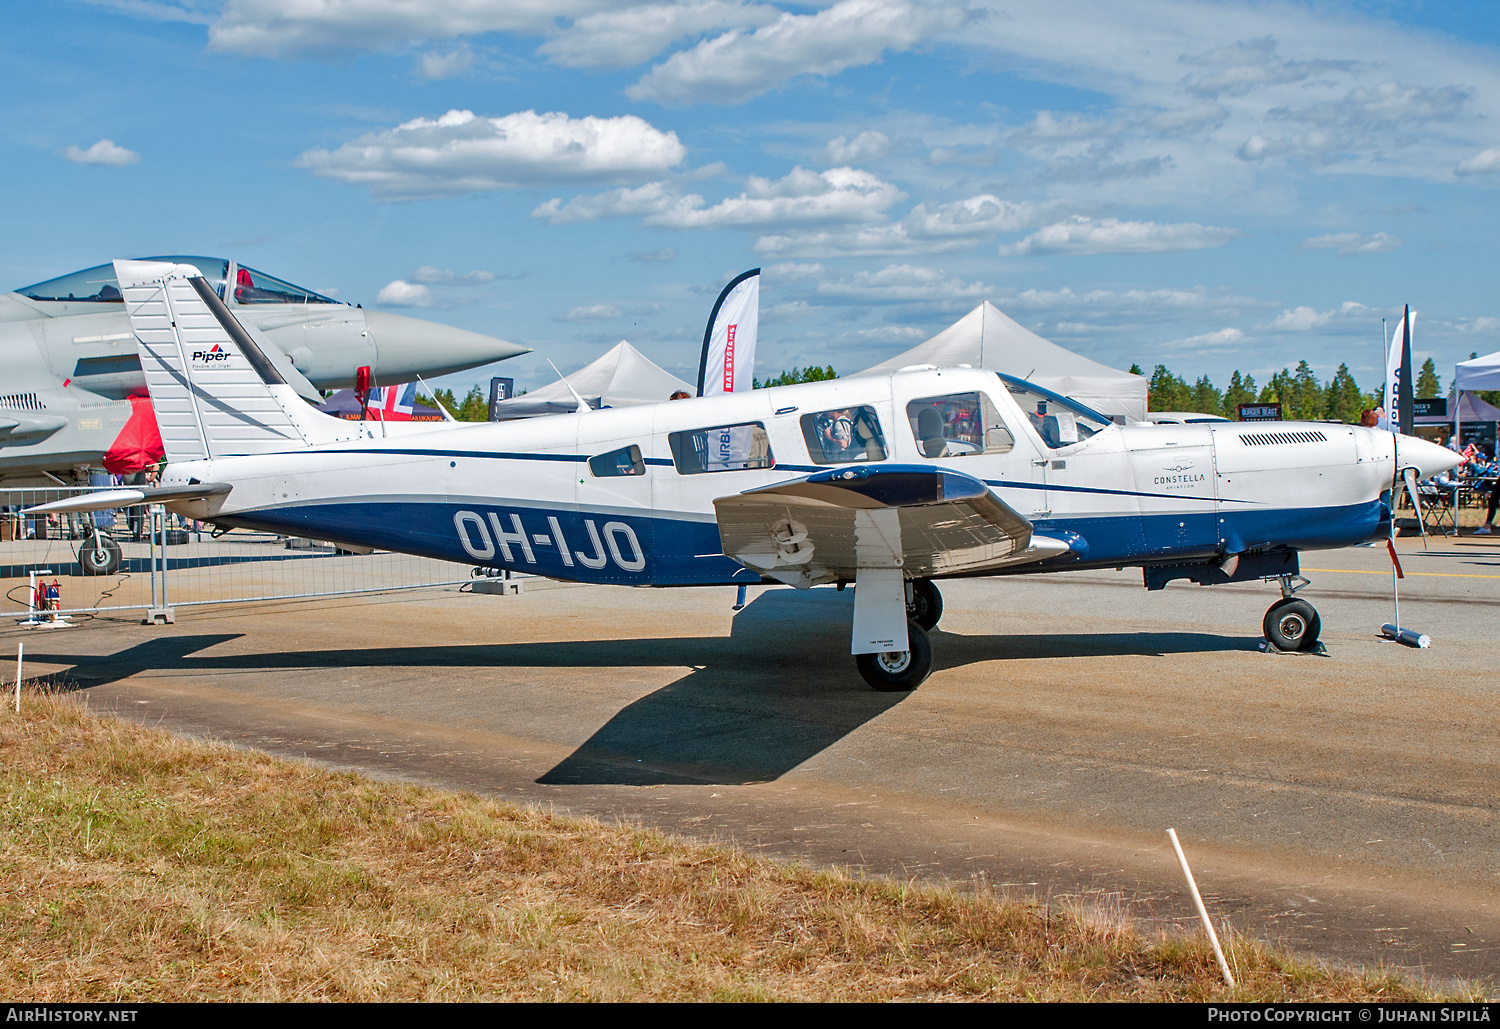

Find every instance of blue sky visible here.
[4,0,1499,397]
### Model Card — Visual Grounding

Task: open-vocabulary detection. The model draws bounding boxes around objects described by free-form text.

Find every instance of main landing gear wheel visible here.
[907,579,943,631]
[78,535,122,576]
[855,621,933,692]
[1263,598,1321,652]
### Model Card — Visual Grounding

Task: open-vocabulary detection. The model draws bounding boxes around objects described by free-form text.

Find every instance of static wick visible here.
[1167,827,1235,989]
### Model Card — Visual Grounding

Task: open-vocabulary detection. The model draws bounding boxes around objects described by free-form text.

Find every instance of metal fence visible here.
[2,487,475,622]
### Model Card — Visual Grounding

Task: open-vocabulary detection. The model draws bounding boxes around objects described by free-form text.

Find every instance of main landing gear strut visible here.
[852,576,943,691]
[1263,574,1322,652]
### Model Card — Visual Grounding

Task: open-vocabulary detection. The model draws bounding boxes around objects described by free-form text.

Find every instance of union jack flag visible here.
[365,383,419,421]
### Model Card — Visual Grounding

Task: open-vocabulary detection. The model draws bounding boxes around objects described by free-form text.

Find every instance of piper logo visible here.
[191,344,230,364]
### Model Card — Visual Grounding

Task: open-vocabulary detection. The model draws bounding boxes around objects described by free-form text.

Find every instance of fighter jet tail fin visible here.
[114,259,350,462]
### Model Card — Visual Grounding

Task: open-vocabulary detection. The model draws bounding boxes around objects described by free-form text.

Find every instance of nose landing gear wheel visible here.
[907,579,943,631]
[1263,598,1321,651]
[855,621,933,691]
[78,535,122,576]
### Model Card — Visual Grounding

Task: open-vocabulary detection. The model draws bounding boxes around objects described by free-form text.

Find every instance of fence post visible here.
[144,504,174,625]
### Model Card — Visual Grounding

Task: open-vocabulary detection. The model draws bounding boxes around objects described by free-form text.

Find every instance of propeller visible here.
[1401,467,1428,550]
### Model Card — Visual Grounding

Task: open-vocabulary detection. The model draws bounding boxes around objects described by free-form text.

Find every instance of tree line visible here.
[1137,358,1447,423]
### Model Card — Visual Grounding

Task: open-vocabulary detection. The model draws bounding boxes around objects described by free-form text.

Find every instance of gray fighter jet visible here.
[0,255,528,487]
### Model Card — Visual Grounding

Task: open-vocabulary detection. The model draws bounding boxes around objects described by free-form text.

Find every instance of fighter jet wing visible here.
[712,464,1070,588]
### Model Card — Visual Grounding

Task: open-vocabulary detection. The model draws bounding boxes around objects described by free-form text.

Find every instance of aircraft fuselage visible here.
[160,368,1409,588]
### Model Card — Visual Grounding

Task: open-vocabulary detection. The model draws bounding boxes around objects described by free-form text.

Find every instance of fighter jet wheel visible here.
[1263,598,1321,652]
[907,579,943,631]
[78,535,122,577]
[856,621,933,692]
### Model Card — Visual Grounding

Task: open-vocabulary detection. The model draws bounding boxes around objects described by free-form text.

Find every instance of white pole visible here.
[14,642,22,714]
[1167,828,1235,988]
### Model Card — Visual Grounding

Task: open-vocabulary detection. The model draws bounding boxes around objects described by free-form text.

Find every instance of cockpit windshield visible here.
[16,257,228,303]
[231,264,338,305]
[14,257,337,306]
[997,373,1114,449]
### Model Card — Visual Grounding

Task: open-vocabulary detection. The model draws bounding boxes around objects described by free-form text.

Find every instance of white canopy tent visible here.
[1452,349,1500,450]
[854,301,1148,423]
[1455,350,1500,392]
[491,340,693,420]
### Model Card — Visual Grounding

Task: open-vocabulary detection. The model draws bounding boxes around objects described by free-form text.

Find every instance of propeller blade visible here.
[1402,467,1427,548]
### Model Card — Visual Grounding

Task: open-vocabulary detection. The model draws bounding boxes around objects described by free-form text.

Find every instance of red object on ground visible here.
[102,395,165,475]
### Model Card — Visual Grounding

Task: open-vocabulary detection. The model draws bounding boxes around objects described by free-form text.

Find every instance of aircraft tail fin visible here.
[114,259,348,461]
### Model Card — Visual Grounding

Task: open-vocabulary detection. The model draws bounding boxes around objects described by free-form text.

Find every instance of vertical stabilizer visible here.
[115,259,346,460]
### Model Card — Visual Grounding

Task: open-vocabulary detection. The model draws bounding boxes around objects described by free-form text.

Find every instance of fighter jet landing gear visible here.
[1262,574,1322,653]
[906,579,942,631]
[856,621,933,691]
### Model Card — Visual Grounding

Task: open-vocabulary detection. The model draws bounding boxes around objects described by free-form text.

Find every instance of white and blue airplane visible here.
[33,261,1463,689]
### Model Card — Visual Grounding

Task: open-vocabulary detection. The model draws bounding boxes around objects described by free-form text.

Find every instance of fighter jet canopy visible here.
[16,257,340,306]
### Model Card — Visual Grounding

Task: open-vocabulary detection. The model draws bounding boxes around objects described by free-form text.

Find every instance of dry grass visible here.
[0,688,1468,1002]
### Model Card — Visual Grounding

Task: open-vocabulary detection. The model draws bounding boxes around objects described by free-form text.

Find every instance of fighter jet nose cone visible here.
[1396,433,1463,480]
[363,310,529,380]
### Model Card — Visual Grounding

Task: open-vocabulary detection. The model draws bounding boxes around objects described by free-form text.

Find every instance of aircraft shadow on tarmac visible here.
[33,589,1257,788]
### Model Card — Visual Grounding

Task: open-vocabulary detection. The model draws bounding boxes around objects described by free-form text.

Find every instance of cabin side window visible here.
[799,406,887,465]
[588,444,645,477]
[668,422,774,474]
[906,392,1014,459]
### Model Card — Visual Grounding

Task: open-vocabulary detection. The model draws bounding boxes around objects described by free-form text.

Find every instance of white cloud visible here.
[999,216,1242,256]
[809,264,990,304]
[1299,232,1401,256]
[1178,36,1354,100]
[824,130,890,164]
[208,0,598,58]
[557,304,622,322]
[409,266,496,285]
[62,139,139,166]
[659,166,903,227]
[754,194,1058,258]
[1269,301,1370,330]
[376,280,432,306]
[539,166,907,230]
[1271,81,1470,128]
[296,109,686,200]
[1456,316,1500,334]
[627,0,965,105]
[1160,327,1245,349]
[419,46,473,79]
[533,181,682,224]
[1007,285,1249,311]
[1457,147,1500,175]
[628,248,678,263]
[1143,103,1227,137]
[539,1,779,70]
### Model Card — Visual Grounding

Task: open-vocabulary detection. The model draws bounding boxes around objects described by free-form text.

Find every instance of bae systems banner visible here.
[697,268,760,397]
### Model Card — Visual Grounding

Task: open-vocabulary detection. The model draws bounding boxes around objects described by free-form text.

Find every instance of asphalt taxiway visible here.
[10,533,1499,980]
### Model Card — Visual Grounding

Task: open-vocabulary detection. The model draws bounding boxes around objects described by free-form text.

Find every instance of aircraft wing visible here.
[22,483,233,515]
[713,464,1069,588]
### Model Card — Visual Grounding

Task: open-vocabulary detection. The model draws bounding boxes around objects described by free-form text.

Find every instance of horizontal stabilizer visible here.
[714,464,1042,587]
[23,482,232,515]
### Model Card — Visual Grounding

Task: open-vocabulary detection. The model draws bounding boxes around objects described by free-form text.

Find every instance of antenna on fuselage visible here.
[548,359,593,415]
[414,375,457,422]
